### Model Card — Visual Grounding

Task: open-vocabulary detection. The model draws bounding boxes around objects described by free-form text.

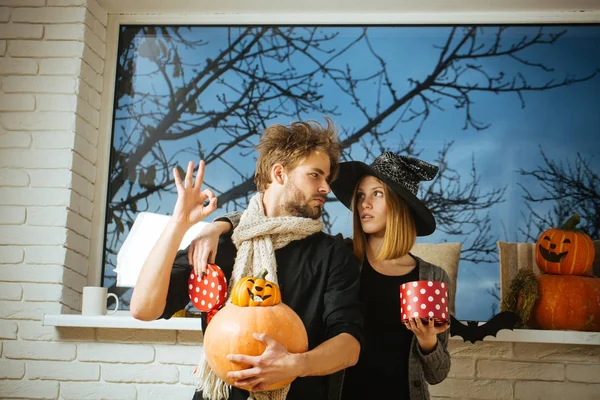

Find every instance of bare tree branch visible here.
[518,148,600,241]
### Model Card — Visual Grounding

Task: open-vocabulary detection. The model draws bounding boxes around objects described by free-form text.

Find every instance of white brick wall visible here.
[0,2,201,398]
[1,1,598,399]
[428,341,600,399]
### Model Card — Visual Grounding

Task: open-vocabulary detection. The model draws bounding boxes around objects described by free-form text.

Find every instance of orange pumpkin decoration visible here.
[535,214,595,275]
[529,274,600,331]
[230,269,282,307]
[203,271,308,391]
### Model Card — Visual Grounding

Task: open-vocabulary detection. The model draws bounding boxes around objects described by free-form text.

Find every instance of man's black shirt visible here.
[161,231,364,400]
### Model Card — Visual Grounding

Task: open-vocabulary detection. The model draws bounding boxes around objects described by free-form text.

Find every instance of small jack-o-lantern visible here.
[535,214,595,275]
[230,269,282,307]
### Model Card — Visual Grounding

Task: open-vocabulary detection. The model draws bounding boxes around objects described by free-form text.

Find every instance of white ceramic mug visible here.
[82,286,119,316]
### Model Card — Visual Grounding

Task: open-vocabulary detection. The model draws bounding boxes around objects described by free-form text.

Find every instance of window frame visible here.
[89,9,600,287]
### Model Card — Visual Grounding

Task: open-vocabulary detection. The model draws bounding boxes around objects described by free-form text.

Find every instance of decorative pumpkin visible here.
[230,269,282,307]
[203,272,308,391]
[535,214,595,275]
[529,274,600,331]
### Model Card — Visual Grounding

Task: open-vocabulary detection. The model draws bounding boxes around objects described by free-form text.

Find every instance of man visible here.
[130,118,363,400]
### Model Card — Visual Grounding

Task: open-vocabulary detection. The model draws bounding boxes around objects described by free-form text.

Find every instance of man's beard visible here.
[281,181,324,219]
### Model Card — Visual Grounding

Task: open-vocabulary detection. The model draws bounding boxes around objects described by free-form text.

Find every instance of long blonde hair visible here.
[351,178,417,262]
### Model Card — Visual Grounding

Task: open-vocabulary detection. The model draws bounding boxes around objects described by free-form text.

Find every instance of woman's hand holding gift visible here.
[405,317,450,353]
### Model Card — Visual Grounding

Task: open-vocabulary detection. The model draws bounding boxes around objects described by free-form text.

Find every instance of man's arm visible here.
[227,331,359,392]
[130,160,217,321]
[130,219,190,321]
[295,332,360,376]
[296,238,363,376]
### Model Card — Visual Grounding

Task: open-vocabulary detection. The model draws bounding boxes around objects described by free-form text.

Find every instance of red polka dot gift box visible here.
[188,264,227,312]
[400,280,449,325]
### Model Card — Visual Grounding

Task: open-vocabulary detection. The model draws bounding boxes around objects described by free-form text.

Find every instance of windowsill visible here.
[42,311,202,331]
[42,312,600,345]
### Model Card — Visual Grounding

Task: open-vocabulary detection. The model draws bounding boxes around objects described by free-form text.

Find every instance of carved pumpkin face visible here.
[535,214,595,275]
[537,232,573,264]
[231,269,282,307]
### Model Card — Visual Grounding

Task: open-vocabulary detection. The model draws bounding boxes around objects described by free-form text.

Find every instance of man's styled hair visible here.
[254,117,342,192]
[351,179,417,261]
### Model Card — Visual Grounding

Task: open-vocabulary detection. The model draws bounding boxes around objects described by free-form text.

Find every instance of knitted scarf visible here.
[195,192,323,400]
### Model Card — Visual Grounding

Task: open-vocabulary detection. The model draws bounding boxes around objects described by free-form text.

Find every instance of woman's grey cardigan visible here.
[405,256,452,400]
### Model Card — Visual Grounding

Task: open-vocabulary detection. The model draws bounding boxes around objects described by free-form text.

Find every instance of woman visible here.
[189,151,451,400]
[330,151,451,400]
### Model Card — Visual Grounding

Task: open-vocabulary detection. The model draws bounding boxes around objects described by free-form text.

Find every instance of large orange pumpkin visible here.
[203,272,308,391]
[529,274,600,331]
[535,214,595,275]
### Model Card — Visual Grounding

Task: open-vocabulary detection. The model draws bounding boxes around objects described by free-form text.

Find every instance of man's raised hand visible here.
[172,160,217,227]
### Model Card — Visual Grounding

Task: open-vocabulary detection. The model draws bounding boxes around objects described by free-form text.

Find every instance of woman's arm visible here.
[413,266,452,385]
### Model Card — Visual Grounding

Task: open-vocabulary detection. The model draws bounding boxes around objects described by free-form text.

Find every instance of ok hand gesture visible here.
[172,160,217,227]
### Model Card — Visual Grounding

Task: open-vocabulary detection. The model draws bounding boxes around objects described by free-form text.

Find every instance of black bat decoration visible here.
[449,311,520,344]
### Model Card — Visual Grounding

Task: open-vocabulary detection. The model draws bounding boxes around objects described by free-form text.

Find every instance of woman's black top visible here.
[341,258,419,400]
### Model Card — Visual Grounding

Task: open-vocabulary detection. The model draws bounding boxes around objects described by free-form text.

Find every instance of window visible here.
[102,24,600,320]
